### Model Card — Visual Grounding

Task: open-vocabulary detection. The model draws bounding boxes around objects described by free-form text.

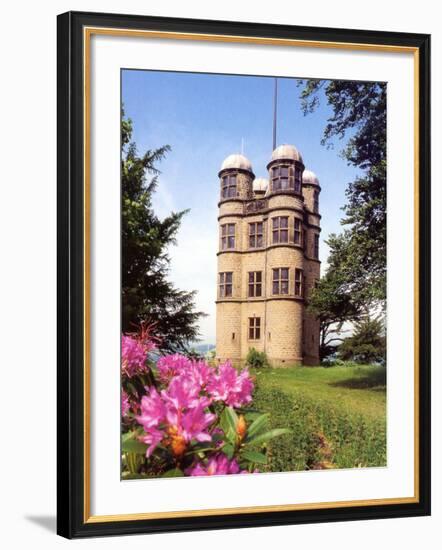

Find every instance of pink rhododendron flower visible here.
[180,402,216,443]
[135,373,216,457]
[185,454,242,476]
[136,387,166,429]
[161,375,203,411]
[157,355,215,391]
[121,335,148,377]
[156,354,192,382]
[184,461,207,476]
[139,427,164,457]
[121,390,130,417]
[121,325,157,377]
[136,388,167,457]
[161,386,214,446]
[184,360,214,389]
[207,361,254,407]
[130,352,257,465]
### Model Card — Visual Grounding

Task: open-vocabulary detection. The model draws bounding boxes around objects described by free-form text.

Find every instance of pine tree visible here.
[121,113,204,352]
[338,316,386,365]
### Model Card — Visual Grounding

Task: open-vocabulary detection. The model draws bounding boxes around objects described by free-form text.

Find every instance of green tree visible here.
[338,316,386,365]
[299,79,386,307]
[307,236,361,360]
[121,113,204,352]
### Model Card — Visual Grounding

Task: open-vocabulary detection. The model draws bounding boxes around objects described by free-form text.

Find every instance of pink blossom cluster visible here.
[121,390,131,417]
[156,356,253,408]
[207,362,254,408]
[135,356,254,462]
[136,384,215,457]
[121,333,156,377]
[185,454,245,476]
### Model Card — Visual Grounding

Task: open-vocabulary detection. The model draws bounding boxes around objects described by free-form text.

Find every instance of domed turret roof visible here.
[302,169,320,186]
[253,177,269,193]
[220,153,253,172]
[271,144,303,164]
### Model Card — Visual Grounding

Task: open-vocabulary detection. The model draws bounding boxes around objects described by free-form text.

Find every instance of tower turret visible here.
[302,169,320,214]
[216,154,254,363]
[252,177,269,199]
[301,168,321,365]
[266,144,304,196]
[262,145,306,364]
[218,154,254,202]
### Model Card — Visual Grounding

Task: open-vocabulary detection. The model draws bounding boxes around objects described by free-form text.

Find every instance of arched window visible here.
[221,174,237,198]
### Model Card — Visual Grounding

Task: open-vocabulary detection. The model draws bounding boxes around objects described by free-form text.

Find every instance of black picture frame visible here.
[57,10,431,539]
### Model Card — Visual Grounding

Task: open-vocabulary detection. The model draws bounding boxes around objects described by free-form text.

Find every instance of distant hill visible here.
[191,344,215,353]
[148,344,215,362]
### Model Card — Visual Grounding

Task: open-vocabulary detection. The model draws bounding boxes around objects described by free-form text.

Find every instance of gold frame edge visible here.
[82,26,420,524]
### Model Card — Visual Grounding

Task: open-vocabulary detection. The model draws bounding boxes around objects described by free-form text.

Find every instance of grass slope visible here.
[249,365,386,472]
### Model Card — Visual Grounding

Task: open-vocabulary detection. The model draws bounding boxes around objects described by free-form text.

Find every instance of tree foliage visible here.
[121,112,204,352]
[307,234,360,360]
[338,316,386,365]
[299,79,387,306]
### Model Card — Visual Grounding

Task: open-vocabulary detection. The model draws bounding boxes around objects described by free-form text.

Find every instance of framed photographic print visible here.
[57,11,431,538]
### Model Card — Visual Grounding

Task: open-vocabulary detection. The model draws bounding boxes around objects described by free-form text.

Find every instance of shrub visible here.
[246,347,269,369]
[121,328,289,478]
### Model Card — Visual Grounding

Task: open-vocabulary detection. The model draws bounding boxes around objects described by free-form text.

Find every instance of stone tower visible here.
[215,145,321,366]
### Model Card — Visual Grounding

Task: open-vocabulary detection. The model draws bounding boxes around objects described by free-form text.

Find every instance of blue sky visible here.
[122,70,361,345]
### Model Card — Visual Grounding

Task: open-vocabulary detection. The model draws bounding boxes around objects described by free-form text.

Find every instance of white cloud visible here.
[151,177,176,219]
[167,211,218,345]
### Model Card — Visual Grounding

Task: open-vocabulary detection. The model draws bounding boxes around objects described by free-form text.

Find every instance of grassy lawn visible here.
[248,364,386,472]
[254,365,386,420]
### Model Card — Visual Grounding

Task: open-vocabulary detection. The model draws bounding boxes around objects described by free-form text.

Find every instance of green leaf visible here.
[212,431,224,442]
[241,450,268,465]
[126,381,138,395]
[244,411,263,422]
[246,413,270,439]
[220,407,238,444]
[224,407,239,432]
[185,445,218,456]
[122,431,132,443]
[122,430,138,443]
[122,438,148,455]
[124,451,143,474]
[221,443,234,459]
[162,468,184,478]
[246,428,291,446]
